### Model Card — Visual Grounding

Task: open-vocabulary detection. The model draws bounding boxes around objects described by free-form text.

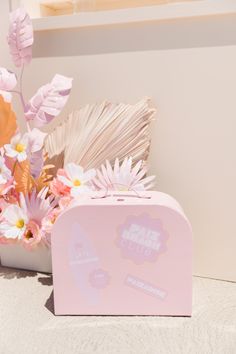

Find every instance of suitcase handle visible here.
[92,183,152,199]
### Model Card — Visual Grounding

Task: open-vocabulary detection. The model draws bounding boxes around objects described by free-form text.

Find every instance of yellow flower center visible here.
[15,143,25,153]
[16,219,25,229]
[73,179,81,187]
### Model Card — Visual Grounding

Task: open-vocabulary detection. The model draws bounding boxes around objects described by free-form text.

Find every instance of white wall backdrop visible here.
[0,2,11,67]
[1,1,236,281]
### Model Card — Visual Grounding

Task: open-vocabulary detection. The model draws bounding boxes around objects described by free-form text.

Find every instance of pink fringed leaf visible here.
[30,149,44,179]
[28,128,47,178]
[28,128,47,153]
[25,74,73,127]
[8,7,34,68]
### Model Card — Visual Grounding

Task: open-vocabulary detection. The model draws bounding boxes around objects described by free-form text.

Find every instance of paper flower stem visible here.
[12,160,17,176]
[26,122,31,133]
[19,65,26,110]
[9,66,31,131]
[9,90,26,115]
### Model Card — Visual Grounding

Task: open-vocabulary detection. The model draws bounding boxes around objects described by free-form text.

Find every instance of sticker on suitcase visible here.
[117,214,168,264]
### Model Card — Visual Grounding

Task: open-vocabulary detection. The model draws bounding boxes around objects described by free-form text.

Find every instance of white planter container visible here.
[0,243,52,273]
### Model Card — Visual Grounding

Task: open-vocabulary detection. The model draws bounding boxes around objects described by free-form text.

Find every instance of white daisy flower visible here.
[0,155,11,185]
[4,133,29,162]
[58,163,96,197]
[0,204,28,239]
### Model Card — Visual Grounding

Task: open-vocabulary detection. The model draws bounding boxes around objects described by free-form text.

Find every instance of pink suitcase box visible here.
[51,191,192,316]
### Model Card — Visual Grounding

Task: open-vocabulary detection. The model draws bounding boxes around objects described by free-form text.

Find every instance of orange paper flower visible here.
[0,96,17,147]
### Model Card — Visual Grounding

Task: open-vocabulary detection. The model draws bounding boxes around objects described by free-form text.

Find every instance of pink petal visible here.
[83,169,96,183]
[105,160,114,181]
[134,167,148,182]
[101,164,112,186]
[0,68,17,91]
[140,175,156,186]
[114,158,120,176]
[92,177,106,190]
[131,160,143,177]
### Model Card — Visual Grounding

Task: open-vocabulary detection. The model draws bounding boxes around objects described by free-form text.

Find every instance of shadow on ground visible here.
[0,264,37,280]
[38,273,53,286]
[0,264,53,287]
[45,290,55,315]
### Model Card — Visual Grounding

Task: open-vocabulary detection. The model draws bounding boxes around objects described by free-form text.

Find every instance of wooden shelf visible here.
[32,0,236,31]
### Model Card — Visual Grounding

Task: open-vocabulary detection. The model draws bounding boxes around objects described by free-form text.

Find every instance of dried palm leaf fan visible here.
[44,97,156,174]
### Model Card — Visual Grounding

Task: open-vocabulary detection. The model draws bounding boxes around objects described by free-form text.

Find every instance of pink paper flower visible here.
[0,155,14,196]
[0,155,12,185]
[41,195,71,243]
[8,7,34,67]
[93,157,155,192]
[0,199,9,214]
[0,179,14,197]
[16,188,57,247]
[50,169,71,197]
[20,188,57,228]
[22,220,42,250]
[58,196,72,210]
[0,189,57,246]
[41,208,60,234]
[0,200,11,244]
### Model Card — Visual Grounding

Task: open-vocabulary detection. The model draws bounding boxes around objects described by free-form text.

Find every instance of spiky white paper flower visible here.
[93,157,155,192]
[20,188,57,227]
[19,188,57,248]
